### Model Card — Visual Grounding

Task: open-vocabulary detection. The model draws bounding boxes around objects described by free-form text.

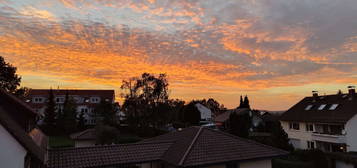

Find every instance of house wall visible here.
[204,159,272,168]
[335,160,355,168]
[240,159,271,168]
[75,140,96,147]
[0,124,27,168]
[281,121,313,149]
[345,114,357,152]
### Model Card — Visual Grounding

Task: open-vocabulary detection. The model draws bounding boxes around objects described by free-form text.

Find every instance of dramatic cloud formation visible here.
[0,0,356,110]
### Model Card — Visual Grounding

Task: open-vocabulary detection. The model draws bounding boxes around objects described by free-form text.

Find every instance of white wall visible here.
[346,114,357,152]
[336,160,355,168]
[0,124,27,168]
[240,159,271,168]
[281,121,313,149]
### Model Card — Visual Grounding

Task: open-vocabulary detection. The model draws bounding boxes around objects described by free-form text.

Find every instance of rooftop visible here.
[280,92,357,123]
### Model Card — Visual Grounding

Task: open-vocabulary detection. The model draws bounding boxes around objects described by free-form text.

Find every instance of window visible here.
[329,104,339,110]
[318,104,327,110]
[305,105,313,110]
[306,123,314,132]
[289,122,300,130]
[307,141,315,149]
[90,97,100,103]
[33,97,44,103]
[55,97,65,103]
[81,108,88,113]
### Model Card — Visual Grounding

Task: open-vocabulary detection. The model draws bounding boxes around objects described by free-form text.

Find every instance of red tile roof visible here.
[27,89,115,100]
[143,126,288,167]
[48,127,287,168]
[47,141,173,168]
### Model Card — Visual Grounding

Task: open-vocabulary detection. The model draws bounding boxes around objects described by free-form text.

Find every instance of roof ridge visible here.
[178,126,203,166]
[0,89,38,115]
[48,140,175,151]
[206,128,288,154]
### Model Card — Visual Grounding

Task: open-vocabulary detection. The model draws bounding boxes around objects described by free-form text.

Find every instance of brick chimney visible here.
[348,86,355,99]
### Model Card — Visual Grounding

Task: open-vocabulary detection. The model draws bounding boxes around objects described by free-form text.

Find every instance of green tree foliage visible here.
[94,100,117,126]
[43,89,57,127]
[0,56,30,98]
[270,121,294,151]
[95,124,120,145]
[238,95,250,109]
[61,93,77,133]
[182,101,201,126]
[121,73,170,129]
[0,56,21,93]
[229,112,251,138]
[76,110,86,131]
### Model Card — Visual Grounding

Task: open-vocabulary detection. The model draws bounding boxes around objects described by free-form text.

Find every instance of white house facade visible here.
[25,89,116,125]
[281,87,357,153]
[0,123,27,168]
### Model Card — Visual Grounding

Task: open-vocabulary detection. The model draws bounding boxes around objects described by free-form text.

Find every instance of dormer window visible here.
[305,105,313,110]
[329,104,339,110]
[318,104,327,110]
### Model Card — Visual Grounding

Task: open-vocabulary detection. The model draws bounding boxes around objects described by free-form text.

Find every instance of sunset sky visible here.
[1,0,357,110]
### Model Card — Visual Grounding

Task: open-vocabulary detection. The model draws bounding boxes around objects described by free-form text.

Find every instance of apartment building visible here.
[280,86,357,152]
[25,89,115,125]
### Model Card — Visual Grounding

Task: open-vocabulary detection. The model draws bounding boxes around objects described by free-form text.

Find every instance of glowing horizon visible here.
[1,0,356,110]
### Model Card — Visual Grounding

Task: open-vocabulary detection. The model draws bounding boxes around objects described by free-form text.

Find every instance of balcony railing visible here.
[312,132,346,144]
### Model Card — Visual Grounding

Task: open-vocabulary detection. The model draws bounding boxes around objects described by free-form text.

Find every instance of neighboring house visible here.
[25,89,115,125]
[0,89,38,131]
[70,128,96,147]
[280,86,357,153]
[215,108,266,130]
[0,89,46,168]
[48,126,287,168]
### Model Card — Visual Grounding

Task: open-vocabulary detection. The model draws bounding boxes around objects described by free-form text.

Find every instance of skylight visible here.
[318,104,327,110]
[329,104,339,110]
[305,105,313,110]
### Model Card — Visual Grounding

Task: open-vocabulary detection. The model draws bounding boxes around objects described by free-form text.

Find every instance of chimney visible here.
[312,91,318,102]
[348,86,355,99]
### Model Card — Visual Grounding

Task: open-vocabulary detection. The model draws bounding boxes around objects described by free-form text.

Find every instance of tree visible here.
[77,110,86,131]
[121,73,170,129]
[239,95,244,108]
[182,101,201,126]
[94,100,117,126]
[95,124,120,145]
[0,56,30,98]
[238,95,250,109]
[229,112,251,138]
[269,121,294,151]
[61,93,77,133]
[43,89,57,127]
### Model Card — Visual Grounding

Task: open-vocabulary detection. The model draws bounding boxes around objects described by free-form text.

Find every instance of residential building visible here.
[0,89,45,168]
[48,126,287,168]
[0,89,38,131]
[25,89,115,125]
[280,86,357,152]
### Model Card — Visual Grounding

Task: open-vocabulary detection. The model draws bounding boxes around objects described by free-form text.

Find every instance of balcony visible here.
[311,132,346,144]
